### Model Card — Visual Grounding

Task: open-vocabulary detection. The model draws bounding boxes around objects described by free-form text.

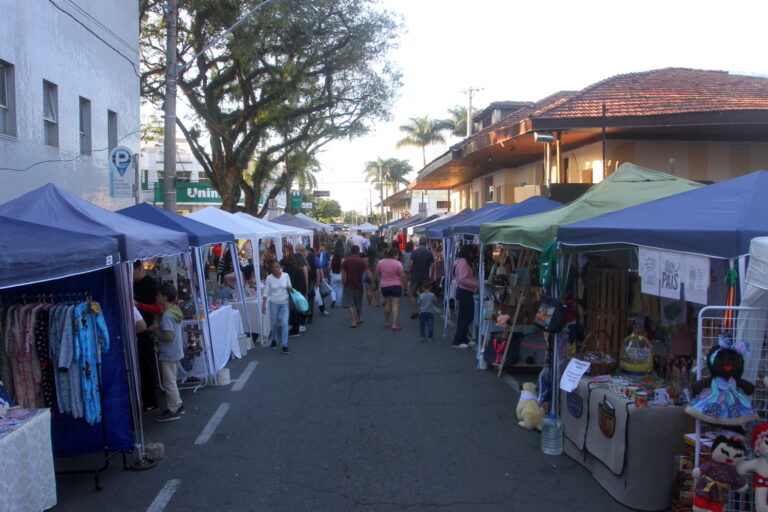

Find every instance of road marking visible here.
[146,479,181,512]
[231,361,258,391]
[194,402,230,445]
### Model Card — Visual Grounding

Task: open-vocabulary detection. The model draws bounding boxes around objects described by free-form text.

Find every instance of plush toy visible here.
[685,335,757,426]
[692,435,748,512]
[517,382,544,431]
[738,423,768,512]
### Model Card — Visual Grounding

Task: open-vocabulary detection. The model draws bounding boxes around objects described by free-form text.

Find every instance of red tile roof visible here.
[535,68,768,119]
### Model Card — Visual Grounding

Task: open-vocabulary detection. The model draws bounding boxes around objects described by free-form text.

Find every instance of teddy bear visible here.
[685,334,757,426]
[517,382,544,431]
[692,435,748,512]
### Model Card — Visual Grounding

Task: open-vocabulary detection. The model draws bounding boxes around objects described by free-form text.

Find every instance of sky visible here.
[315,0,768,212]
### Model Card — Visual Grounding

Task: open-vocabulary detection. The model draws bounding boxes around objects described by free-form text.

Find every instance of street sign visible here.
[301,202,313,209]
[312,190,330,197]
[290,191,302,210]
[109,146,134,198]
[268,198,278,209]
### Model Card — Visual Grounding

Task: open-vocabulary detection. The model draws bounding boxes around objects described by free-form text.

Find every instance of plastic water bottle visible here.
[541,412,563,455]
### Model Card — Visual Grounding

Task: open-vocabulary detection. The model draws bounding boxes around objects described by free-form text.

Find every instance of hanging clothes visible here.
[74,301,110,425]
[34,306,56,409]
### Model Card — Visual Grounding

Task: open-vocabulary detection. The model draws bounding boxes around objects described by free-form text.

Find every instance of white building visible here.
[0,0,139,209]
[380,188,450,221]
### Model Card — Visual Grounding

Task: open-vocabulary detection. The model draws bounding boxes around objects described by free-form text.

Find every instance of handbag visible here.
[319,281,332,298]
[533,296,566,333]
[289,289,309,313]
[483,337,508,366]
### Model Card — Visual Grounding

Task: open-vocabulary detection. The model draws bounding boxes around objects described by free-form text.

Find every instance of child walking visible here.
[151,283,184,422]
[417,282,437,343]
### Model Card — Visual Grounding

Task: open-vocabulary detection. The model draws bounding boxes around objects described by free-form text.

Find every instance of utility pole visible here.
[162,0,178,212]
[462,86,483,137]
[379,163,384,222]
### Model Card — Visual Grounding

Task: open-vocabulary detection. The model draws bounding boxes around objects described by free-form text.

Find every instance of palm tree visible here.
[396,116,452,168]
[445,105,469,138]
[364,157,413,218]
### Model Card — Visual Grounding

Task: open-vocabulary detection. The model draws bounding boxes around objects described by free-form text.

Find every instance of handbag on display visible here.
[483,337,508,366]
[533,296,567,333]
[289,289,309,313]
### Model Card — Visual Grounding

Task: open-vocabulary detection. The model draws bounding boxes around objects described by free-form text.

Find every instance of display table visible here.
[179,306,244,380]
[560,377,686,511]
[0,408,56,511]
[229,299,270,338]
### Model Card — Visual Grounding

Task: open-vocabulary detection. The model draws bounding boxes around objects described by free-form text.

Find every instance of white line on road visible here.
[146,479,181,512]
[194,402,230,445]
[231,361,258,391]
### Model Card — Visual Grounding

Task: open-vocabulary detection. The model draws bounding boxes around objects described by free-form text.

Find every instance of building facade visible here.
[0,0,140,209]
[380,188,450,220]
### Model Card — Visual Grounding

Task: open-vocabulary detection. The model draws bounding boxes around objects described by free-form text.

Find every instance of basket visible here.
[578,331,616,376]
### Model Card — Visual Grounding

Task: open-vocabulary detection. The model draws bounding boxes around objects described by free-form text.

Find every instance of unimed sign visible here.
[153,183,247,204]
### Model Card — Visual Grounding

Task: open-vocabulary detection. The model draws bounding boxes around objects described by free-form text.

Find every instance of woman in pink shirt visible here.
[376,247,407,331]
[452,244,478,349]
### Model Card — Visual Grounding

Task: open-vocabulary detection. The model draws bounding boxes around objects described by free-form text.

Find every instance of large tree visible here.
[363,157,413,201]
[141,0,402,214]
[445,105,469,138]
[311,198,342,223]
[395,116,451,168]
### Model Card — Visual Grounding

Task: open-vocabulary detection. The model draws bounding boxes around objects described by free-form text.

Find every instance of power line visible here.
[46,0,141,78]
[0,129,141,172]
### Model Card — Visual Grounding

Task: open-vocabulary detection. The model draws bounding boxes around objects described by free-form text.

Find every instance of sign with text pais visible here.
[638,247,710,304]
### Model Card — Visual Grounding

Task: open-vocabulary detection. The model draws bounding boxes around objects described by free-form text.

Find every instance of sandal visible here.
[391,326,401,331]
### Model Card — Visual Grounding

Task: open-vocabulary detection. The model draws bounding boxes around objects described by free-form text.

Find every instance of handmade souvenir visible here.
[737,423,768,512]
[692,435,747,512]
[516,382,544,431]
[685,335,757,426]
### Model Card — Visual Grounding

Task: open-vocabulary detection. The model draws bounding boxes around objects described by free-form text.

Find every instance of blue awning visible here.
[557,171,768,258]
[118,203,234,247]
[449,197,562,236]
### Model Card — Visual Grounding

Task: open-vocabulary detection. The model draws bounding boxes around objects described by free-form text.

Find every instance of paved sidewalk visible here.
[54,300,632,511]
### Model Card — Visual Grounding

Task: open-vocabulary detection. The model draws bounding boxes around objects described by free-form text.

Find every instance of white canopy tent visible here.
[737,237,768,381]
[235,212,312,239]
[296,212,332,232]
[349,222,378,233]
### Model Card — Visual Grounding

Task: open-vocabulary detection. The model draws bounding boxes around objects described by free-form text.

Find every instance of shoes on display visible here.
[155,409,181,422]
[282,346,290,355]
[299,325,307,333]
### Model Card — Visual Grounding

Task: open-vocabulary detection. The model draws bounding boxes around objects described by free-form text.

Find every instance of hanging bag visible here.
[289,289,309,313]
[533,296,567,333]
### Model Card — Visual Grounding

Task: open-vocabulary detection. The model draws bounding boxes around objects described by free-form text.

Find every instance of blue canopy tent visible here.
[378,218,401,230]
[433,203,502,237]
[421,208,473,239]
[557,171,768,259]
[0,184,189,464]
[118,203,238,384]
[448,197,562,236]
[0,216,120,290]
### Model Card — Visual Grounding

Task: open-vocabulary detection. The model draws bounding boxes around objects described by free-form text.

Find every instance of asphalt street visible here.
[54,300,633,512]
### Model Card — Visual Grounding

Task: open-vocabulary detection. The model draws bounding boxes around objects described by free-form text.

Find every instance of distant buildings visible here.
[0,0,139,209]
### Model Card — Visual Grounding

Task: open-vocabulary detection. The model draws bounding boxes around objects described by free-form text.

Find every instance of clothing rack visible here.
[0,291,132,490]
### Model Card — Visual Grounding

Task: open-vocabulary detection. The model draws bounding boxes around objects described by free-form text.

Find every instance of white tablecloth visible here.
[229,299,270,337]
[179,306,244,379]
[0,409,56,512]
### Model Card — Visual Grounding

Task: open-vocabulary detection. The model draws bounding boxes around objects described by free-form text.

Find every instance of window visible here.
[484,177,494,203]
[0,61,14,135]
[140,169,149,190]
[79,97,91,155]
[436,201,450,209]
[43,81,58,147]
[107,110,117,150]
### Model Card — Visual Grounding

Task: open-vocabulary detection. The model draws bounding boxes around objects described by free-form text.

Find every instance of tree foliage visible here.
[445,105,469,138]
[363,157,413,201]
[311,198,342,222]
[140,0,402,214]
[395,116,452,168]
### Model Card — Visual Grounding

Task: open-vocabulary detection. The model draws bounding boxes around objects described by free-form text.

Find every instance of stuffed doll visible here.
[685,335,757,426]
[738,423,768,512]
[692,435,748,512]
[516,382,544,431]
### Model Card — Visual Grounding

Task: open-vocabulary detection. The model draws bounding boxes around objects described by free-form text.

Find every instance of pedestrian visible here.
[280,247,306,336]
[406,236,435,319]
[150,283,184,422]
[417,282,437,343]
[351,230,369,253]
[376,247,407,331]
[452,244,478,349]
[330,249,344,308]
[341,245,367,327]
[363,250,381,308]
[402,240,414,273]
[318,244,330,281]
[262,260,292,355]
[133,260,160,413]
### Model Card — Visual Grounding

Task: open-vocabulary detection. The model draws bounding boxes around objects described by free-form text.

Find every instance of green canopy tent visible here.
[479,163,704,249]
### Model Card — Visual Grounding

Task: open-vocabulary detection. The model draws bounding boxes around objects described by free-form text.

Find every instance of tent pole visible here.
[476,241,485,358]
[194,249,218,383]
[119,263,146,464]
[230,241,253,335]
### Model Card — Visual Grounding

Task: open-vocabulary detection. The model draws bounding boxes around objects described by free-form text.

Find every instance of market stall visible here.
[349,222,378,233]
[552,170,768,510]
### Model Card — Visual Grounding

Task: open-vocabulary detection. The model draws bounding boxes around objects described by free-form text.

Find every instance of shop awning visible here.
[448,198,559,237]
[0,216,120,289]
[479,163,703,249]
[118,202,234,247]
[0,183,189,260]
[557,171,768,259]
[186,207,268,239]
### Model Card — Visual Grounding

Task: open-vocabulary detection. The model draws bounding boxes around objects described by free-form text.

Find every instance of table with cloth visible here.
[178,305,244,380]
[560,377,686,511]
[0,408,57,512]
[229,298,270,338]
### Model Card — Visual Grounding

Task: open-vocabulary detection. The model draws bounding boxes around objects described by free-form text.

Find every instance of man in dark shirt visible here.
[341,246,368,327]
[133,260,160,411]
[406,236,435,318]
